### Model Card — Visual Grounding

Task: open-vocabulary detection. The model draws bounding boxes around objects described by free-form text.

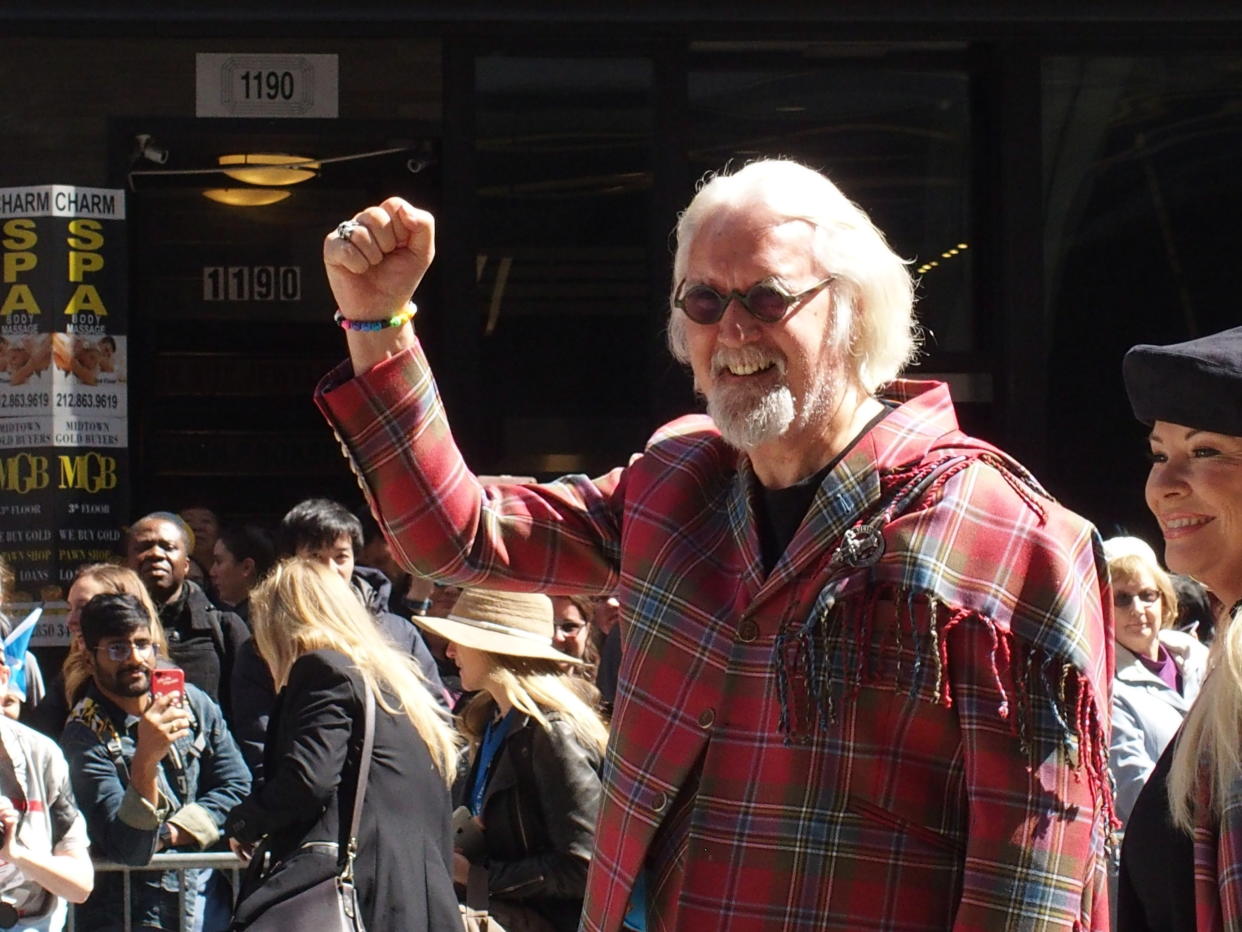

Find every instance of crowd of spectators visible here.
[0,492,621,931]
[8,493,1233,931]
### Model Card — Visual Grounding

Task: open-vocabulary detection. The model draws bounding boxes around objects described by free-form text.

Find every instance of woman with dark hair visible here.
[1117,326,1242,930]
[417,589,606,932]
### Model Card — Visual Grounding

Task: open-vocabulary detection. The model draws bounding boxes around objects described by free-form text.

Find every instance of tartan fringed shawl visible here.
[775,585,1112,828]
[773,451,1114,834]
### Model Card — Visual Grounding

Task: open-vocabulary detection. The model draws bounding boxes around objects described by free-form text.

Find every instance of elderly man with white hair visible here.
[314,160,1112,930]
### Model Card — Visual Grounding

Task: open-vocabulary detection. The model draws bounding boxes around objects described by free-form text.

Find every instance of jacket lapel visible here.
[479,713,530,810]
[776,438,882,586]
[1115,646,1193,714]
[748,433,883,615]
[724,457,765,602]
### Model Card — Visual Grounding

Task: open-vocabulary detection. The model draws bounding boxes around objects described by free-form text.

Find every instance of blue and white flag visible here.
[4,608,41,701]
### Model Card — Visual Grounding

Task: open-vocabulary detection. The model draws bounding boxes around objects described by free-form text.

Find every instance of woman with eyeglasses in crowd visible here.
[1104,536,1208,828]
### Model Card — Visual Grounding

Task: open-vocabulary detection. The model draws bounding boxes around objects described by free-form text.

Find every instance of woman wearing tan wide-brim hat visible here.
[415,589,607,932]
[414,589,584,666]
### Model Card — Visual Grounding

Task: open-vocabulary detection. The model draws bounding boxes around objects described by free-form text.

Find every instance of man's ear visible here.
[0,665,10,691]
[240,557,256,582]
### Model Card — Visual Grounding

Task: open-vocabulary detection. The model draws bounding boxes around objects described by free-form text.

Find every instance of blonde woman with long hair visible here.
[1117,326,1242,930]
[224,558,461,931]
[28,563,165,739]
[417,589,607,932]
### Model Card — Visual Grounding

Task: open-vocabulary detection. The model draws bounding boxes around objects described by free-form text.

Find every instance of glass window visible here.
[474,54,656,476]
[1044,55,1242,532]
[686,50,975,356]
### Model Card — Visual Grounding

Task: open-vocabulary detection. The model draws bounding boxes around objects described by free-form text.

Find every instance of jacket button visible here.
[737,619,759,642]
[651,791,669,814]
[697,708,715,729]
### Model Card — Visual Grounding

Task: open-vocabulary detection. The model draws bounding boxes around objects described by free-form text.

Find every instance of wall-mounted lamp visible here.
[129,145,429,208]
[202,188,291,207]
[217,153,319,186]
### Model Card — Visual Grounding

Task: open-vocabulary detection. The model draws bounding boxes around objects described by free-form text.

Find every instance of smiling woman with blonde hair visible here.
[225,558,461,932]
[1117,326,1242,930]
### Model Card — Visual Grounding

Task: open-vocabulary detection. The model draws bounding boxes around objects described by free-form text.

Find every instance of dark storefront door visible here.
[118,119,437,524]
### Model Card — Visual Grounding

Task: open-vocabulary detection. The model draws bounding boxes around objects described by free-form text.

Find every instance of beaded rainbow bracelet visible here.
[333,302,417,332]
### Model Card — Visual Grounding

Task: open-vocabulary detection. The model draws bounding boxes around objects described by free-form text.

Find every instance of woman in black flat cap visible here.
[1117,325,1242,932]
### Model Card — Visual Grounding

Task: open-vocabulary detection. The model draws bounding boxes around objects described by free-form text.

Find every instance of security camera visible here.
[135,134,169,165]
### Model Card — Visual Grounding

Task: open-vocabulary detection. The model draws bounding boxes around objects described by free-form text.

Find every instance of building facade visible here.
[3,1,1241,597]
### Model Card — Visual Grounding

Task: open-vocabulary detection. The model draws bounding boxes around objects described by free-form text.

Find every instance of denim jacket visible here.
[61,681,251,931]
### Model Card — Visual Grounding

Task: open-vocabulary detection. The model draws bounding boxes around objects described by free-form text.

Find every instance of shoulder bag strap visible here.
[340,686,375,882]
[69,696,131,784]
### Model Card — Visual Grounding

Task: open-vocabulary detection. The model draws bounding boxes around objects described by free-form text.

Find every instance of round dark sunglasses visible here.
[673,276,834,325]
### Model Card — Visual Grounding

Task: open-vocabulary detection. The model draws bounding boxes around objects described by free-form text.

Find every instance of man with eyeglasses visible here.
[61,593,249,932]
[315,159,1112,930]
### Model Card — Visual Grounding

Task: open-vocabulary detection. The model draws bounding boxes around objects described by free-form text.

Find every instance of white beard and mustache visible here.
[707,378,796,449]
[704,345,837,451]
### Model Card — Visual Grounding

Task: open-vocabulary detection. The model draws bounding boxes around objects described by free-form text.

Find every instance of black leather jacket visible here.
[453,709,603,932]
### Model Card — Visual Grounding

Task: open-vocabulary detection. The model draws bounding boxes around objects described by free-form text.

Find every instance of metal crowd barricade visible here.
[65,851,244,932]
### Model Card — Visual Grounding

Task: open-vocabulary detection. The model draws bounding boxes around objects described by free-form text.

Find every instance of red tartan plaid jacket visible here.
[1193,733,1242,930]
[316,342,1113,931]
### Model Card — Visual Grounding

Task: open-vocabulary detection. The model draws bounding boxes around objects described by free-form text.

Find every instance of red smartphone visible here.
[150,668,185,704]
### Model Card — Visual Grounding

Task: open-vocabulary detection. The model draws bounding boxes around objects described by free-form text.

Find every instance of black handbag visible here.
[238,688,376,932]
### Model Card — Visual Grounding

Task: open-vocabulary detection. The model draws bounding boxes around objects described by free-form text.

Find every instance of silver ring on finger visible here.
[336,220,364,244]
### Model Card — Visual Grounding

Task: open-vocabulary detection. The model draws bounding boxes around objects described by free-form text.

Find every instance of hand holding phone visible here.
[151,668,186,706]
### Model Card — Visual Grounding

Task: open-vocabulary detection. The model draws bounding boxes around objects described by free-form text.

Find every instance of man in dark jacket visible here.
[208,523,276,624]
[63,593,250,931]
[230,498,448,778]
[126,511,250,723]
